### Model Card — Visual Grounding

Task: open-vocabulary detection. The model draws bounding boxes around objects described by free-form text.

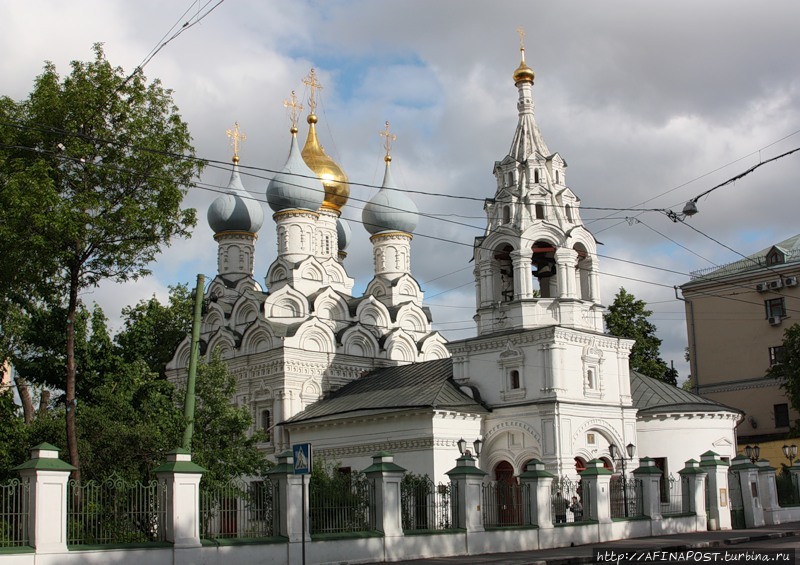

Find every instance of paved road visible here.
[365,522,800,565]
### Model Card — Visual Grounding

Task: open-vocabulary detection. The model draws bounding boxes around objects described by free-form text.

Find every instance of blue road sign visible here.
[293,443,312,475]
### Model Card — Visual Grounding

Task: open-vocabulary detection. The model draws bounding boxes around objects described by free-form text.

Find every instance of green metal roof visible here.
[283,358,488,425]
[630,370,742,416]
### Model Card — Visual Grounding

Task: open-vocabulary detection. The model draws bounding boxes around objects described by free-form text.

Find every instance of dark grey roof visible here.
[685,233,800,284]
[283,358,488,425]
[630,371,742,416]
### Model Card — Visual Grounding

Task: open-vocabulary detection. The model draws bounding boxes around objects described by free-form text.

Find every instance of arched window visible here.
[502,206,511,224]
[535,203,545,220]
[534,168,540,183]
[587,369,595,389]
[510,370,520,389]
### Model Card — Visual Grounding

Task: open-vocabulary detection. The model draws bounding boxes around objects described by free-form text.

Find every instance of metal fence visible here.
[483,481,531,527]
[400,476,457,531]
[661,474,688,515]
[309,471,375,535]
[67,473,167,545]
[610,477,643,519]
[0,478,29,548]
[551,476,586,524]
[776,471,800,507]
[201,479,279,539]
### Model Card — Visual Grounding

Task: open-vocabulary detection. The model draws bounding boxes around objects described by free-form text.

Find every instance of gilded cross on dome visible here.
[380,120,397,161]
[302,68,323,113]
[226,122,247,163]
[283,91,303,131]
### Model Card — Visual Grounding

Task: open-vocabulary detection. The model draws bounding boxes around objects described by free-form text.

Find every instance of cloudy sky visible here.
[3,0,800,382]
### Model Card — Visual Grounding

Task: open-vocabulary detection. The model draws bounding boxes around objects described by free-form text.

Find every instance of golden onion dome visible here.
[301,113,349,212]
[513,60,535,84]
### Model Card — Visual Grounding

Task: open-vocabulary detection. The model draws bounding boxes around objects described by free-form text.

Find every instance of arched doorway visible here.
[493,461,522,526]
[574,456,587,474]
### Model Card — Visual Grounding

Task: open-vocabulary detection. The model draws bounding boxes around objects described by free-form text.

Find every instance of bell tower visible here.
[472,31,603,336]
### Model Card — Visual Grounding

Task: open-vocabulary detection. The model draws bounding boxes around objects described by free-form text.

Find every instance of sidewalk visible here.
[369,522,800,564]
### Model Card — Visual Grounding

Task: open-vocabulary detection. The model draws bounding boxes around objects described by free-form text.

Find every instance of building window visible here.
[510,370,520,390]
[535,203,545,220]
[765,298,786,319]
[261,409,271,441]
[555,170,560,184]
[502,206,511,224]
[587,369,595,389]
[565,204,573,222]
[769,346,786,366]
[534,169,540,183]
[774,404,790,428]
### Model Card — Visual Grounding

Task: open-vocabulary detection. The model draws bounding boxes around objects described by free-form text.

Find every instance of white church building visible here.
[167,45,740,485]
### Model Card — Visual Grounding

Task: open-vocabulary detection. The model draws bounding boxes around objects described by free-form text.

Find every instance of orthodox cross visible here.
[380,120,397,159]
[283,90,303,130]
[302,68,323,113]
[226,122,246,162]
[516,27,528,62]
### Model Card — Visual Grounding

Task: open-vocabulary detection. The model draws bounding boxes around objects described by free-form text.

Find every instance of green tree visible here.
[191,350,269,491]
[0,45,203,479]
[766,323,800,433]
[115,285,193,376]
[604,287,673,384]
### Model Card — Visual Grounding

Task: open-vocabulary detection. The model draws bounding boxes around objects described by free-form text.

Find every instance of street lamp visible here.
[744,445,761,464]
[782,444,798,467]
[609,442,636,517]
[457,437,483,458]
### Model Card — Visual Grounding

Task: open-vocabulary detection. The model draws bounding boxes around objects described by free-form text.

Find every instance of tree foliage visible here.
[191,350,270,491]
[0,45,203,477]
[604,287,674,385]
[115,284,193,377]
[766,323,800,433]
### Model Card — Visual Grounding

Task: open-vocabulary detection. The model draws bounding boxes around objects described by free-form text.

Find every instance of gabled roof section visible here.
[283,358,488,425]
[685,233,800,284]
[630,371,741,416]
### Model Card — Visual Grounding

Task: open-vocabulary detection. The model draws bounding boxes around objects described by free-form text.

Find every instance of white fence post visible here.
[153,448,205,549]
[678,458,707,530]
[13,442,75,554]
[579,459,612,524]
[363,451,406,536]
[446,453,487,533]
[699,450,731,530]
[756,460,781,524]
[518,459,554,528]
[730,455,765,528]
[265,450,309,543]
[633,457,663,534]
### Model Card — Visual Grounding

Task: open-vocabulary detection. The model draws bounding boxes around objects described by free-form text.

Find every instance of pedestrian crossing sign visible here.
[293,443,312,475]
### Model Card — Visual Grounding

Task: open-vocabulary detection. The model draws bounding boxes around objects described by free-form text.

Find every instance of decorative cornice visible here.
[698,378,783,395]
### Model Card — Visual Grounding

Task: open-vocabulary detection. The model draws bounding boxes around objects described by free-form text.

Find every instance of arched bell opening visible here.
[531,240,557,298]
[493,244,515,302]
[573,242,592,301]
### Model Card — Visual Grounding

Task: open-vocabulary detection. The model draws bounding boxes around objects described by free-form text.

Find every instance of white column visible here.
[446,454,488,533]
[730,456,765,528]
[756,460,781,524]
[679,459,708,531]
[555,248,578,299]
[519,459,554,528]
[153,449,205,549]
[14,443,75,554]
[699,450,732,530]
[364,451,405,560]
[511,249,531,299]
[633,458,663,534]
